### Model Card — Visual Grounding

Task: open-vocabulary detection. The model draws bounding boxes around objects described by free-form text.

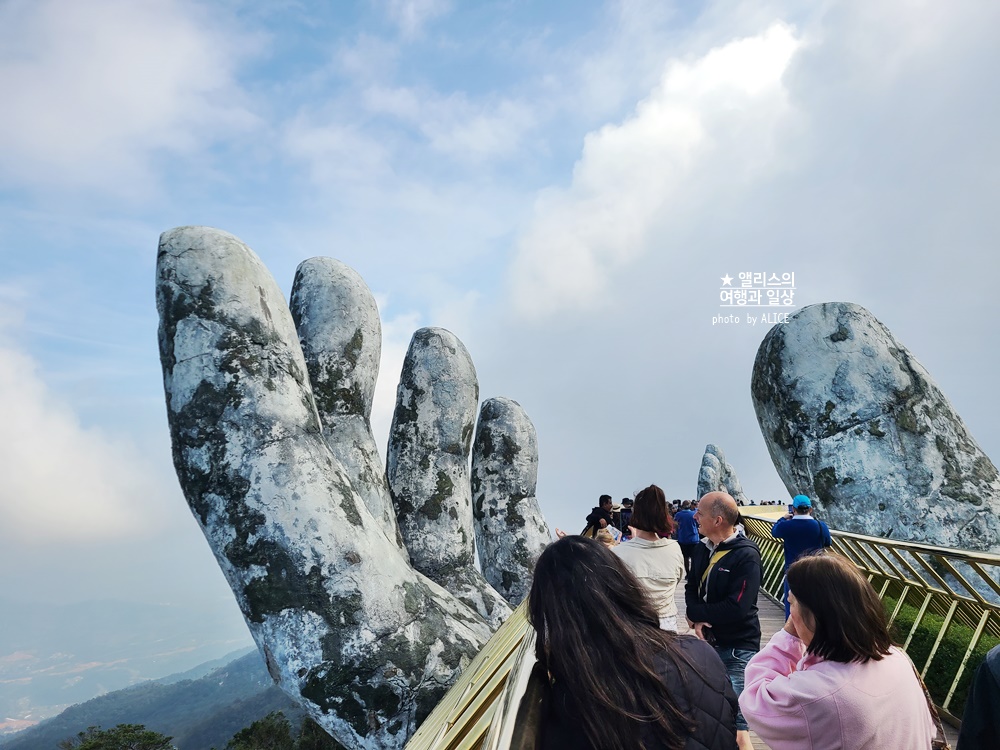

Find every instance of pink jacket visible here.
[739,629,935,750]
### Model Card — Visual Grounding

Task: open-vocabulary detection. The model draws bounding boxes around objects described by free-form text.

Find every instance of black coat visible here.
[539,636,738,750]
[684,536,762,652]
[958,645,1000,750]
[583,506,614,535]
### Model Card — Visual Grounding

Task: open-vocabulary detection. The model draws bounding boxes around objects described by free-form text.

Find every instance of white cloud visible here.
[0,0,257,194]
[0,330,171,542]
[509,22,802,317]
[282,117,393,186]
[383,0,451,38]
[362,85,537,163]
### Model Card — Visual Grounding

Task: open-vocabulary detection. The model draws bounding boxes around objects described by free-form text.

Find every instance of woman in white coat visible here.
[613,484,685,631]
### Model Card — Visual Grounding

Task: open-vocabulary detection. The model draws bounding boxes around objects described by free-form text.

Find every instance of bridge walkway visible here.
[673,585,783,749]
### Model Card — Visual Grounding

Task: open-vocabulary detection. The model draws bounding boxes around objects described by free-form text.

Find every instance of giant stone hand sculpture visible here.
[696,444,749,505]
[156,227,550,749]
[752,301,1000,553]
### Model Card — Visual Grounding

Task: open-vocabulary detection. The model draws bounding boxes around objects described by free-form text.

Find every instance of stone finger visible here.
[471,397,551,606]
[386,327,512,629]
[289,257,404,552]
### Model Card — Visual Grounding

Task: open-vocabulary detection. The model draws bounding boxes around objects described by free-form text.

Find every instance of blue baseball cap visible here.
[792,494,812,508]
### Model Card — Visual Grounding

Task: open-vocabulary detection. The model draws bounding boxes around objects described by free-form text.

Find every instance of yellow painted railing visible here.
[742,512,1000,723]
[406,603,535,750]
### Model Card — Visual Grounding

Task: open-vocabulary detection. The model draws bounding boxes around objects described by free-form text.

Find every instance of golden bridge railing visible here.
[406,602,535,750]
[743,512,1000,723]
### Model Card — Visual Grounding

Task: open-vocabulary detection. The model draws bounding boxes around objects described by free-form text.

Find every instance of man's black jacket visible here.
[583,506,613,535]
[684,535,762,652]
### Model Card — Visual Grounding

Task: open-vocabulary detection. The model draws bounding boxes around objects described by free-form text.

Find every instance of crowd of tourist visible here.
[531,486,995,749]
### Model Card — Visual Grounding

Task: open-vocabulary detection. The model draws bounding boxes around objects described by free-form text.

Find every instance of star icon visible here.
[721,274,733,286]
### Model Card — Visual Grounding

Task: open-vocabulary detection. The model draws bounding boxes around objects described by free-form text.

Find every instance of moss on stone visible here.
[897,405,924,435]
[937,435,984,506]
[475,425,494,461]
[501,570,516,594]
[237,542,362,629]
[817,400,840,437]
[332,473,364,527]
[814,466,838,506]
[829,324,850,343]
[422,471,454,521]
[972,455,999,485]
[461,421,475,451]
[344,328,364,367]
[505,493,527,528]
[402,581,423,616]
[387,381,426,465]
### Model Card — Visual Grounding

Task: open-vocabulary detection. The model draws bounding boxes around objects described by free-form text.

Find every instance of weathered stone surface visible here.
[386,328,512,629]
[752,301,1000,553]
[156,227,491,750]
[289,258,403,552]
[696,444,750,505]
[471,397,551,605]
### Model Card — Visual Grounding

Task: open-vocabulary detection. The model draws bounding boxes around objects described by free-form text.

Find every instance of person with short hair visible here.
[686,491,761,750]
[739,553,937,750]
[612,485,685,631]
[582,494,613,537]
[529,536,738,750]
[673,500,700,577]
[771,494,832,618]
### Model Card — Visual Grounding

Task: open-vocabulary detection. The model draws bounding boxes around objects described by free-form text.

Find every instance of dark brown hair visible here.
[787,552,894,663]
[630,485,673,535]
[528,536,699,750]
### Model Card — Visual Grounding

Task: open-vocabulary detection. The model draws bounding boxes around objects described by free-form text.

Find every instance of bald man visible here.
[685,491,762,750]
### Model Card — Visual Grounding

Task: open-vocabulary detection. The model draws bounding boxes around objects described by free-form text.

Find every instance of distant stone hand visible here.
[155,227,550,749]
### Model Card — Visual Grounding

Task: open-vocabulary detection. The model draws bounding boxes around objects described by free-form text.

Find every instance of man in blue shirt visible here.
[673,500,700,577]
[771,494,832,618]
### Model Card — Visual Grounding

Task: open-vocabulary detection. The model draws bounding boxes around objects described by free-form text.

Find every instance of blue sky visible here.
[1,0,999,651]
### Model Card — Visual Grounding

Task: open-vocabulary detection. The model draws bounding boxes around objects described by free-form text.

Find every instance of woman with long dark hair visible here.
[528,535,738,750]
[739,553,938,749]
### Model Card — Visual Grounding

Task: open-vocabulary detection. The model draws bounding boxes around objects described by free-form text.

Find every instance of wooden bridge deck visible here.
[673,586,960,749]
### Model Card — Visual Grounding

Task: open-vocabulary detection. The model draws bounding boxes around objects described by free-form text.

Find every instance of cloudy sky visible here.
[1,0,998,650]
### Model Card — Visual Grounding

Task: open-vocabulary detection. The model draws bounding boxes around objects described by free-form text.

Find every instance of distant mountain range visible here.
[0,649,303,750]
[0,597,254,732]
